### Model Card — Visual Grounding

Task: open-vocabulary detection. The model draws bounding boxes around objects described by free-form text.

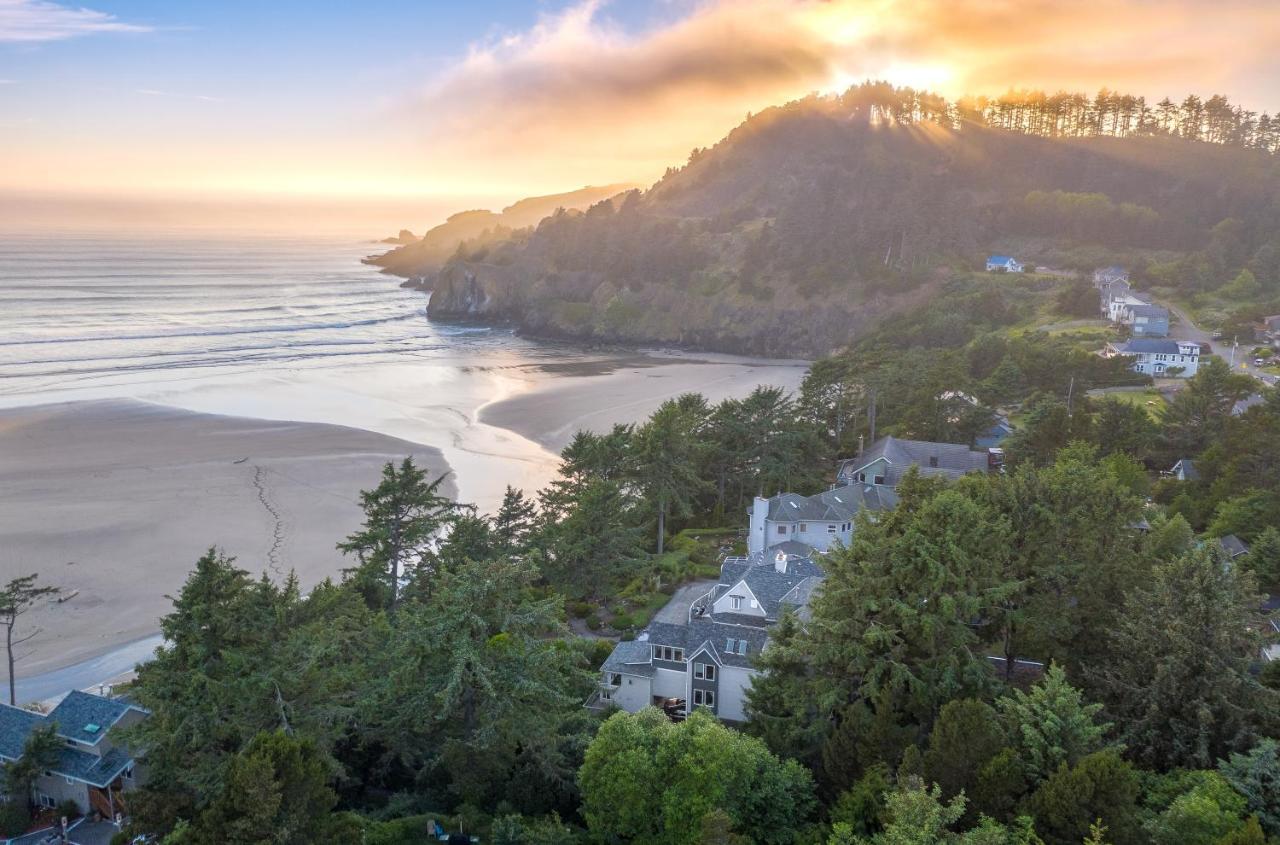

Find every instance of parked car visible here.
[1255,358,1267,366]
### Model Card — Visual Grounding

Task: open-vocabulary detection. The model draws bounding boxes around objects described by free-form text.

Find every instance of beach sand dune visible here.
[0,399,451,680]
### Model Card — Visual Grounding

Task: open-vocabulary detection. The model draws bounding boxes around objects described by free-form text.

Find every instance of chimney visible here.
[774,551,788,574]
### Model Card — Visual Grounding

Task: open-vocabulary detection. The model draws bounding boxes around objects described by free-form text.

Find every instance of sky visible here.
[2,0,1279,230]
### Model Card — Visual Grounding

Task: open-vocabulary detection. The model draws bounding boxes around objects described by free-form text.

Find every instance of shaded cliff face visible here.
[425,89,1280,356]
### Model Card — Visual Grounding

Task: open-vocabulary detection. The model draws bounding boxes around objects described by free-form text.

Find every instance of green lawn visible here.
[1094,389,1168,419]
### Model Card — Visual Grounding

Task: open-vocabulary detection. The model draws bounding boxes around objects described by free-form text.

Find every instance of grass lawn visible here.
[1092,388,1168,419]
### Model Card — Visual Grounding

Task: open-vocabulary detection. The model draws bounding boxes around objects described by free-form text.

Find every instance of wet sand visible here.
[0,399,451,680]
[481,351,809,452]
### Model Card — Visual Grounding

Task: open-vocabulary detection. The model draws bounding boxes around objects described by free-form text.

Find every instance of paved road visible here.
[10,634,162,705]
[1166,302,1270,380]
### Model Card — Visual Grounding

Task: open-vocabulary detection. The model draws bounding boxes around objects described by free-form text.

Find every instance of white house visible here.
[986,255,1024,273]
[1093,266,1130,286]
[592,547,825,723]
[836,436,996,489]
[1102,338,1201,378]
[746,487,895,557]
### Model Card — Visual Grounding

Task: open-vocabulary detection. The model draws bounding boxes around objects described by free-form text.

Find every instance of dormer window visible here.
[730,595,743,610]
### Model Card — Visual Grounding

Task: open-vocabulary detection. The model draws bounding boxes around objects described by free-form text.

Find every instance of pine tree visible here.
[493,485,537,555]
[338,457,460,607]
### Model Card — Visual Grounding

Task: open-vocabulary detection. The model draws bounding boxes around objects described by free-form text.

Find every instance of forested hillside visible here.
[424,83,1280,356]
[366,184,634,279]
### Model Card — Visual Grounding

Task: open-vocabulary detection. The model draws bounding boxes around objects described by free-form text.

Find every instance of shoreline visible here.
[480,349,809,453]
[0,398,452,688]
[3,351,808,700]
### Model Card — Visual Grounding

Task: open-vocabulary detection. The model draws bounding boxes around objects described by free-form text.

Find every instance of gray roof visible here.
[1234,394,1265,416]
[1219,535,1250,559]
[1126,303,1168,319]
[601,639,657,678]
[1171,459,1199,480]
[1111,338,1192,355]
[838,436,990,486]
[761,488,868,523]
[48,690,138,746]
[712,554,824,621]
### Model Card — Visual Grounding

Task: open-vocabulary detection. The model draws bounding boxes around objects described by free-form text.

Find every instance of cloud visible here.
[136,88,224,103]
[0,0,151,42]
[405,0,1280,191]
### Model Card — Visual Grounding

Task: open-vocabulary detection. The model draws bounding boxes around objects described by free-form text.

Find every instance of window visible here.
[673,649,684,662]
[725,638,736,653]
[798,523,807,532]
[694,689,716,708]
[601,689,612,701]
[695,663,705,679]
[827,523,837,533]
[737,640,748,656]
[39,794,55,809]
[694,689,703,705]
[705,665,716,681]
[929,456,939,468]
[873,475,886,485]
[776,525,787,535]
[730,595,743,610]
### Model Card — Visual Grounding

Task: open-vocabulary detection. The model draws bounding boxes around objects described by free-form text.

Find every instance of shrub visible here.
[585,614,602,631]
[56,799,80,821]
[0,802,29,837]
[568,600,592,619]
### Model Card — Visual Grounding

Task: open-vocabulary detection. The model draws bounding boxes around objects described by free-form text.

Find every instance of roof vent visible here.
[84,723,101,734]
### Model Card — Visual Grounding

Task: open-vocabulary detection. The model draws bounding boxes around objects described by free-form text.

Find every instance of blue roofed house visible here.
[986,255,1024,273]
[0,691,147,822]
[975,417,1015,450]
[1102,338,1202,378]
[1121,303,1170,338]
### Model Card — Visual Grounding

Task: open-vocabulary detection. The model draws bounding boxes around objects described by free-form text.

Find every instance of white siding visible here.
[611,675,651,712]
[716,666,755,723]
[712,581,766,618]
[652,667,687,700]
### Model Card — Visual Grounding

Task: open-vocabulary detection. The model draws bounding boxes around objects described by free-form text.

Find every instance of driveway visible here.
[652,579,718,625]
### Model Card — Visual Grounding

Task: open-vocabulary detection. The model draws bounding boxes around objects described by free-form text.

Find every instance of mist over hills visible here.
[382,83,1280,356]
[367,184,636,278]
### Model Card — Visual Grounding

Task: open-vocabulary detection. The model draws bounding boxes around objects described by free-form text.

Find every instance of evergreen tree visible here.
[632,396,710,553]
[996,664,1111,784]
[1026,750,1141,845]
[1220,739,1280,837]
[338,457,460,607]
[1243,526,1280,588]
[922,698,1007,801]
[743,607,823,765]
[0,574,59,705]
[543,478,644,598]
[1091,547,1275,769]
[492,485,537,555]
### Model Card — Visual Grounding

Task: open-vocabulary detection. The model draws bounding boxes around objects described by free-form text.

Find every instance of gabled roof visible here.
[839,436,990,486]
[601,640,657,678]
[1110,338,1194,355]
[1126,303,1168,319]
[1233,394,1265,416]
[1219,535,1250,560]
[0,691,145,788]
[0,705,43,760]
[762,488,864,523]
[987,255,1017,263]
[1171,458,1199,480]
[49,690,140,746]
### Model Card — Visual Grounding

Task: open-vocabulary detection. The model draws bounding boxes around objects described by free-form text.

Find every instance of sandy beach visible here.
[0,399,451,681]
[481,351,809,453]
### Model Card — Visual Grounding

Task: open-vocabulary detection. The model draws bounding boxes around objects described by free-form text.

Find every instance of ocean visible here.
[0,228,570,508]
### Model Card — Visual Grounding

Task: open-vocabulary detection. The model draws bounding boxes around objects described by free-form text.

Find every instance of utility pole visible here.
[1066,375,1075,416]
[1230,335,1238,368]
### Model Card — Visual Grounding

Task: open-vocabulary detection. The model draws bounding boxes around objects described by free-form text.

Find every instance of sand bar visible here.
[0,399,450,683]
[481,351,809,453]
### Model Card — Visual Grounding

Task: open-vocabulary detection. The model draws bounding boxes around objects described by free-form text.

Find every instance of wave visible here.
[0,310,425,349]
